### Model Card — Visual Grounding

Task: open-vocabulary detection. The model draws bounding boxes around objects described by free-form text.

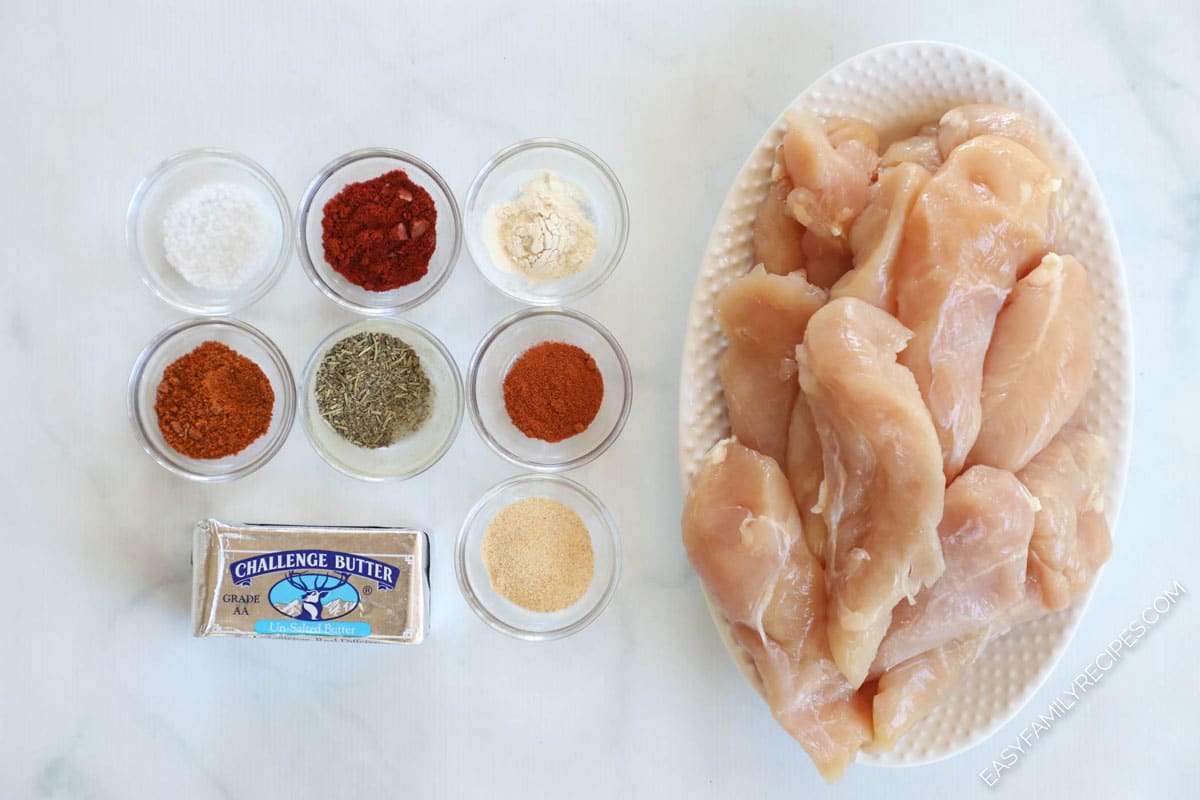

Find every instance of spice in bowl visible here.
[503,341,603,442]
[482,497,594,613]
[484,171,596,282]
[155,341,274,459]
[162,183,272,290]
[315,331,432,449]
[321,170,437,291]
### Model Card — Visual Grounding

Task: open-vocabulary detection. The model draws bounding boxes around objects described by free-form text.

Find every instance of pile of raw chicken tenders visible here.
[682,105,1111,780]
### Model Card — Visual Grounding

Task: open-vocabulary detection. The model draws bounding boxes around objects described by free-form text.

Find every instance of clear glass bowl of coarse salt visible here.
[457,474,621,640]
[127,149,292,315]
[464,138,628,306]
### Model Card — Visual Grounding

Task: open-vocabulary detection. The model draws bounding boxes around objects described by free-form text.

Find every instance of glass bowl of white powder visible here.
[127,149,292,315]
[465,139,628,306]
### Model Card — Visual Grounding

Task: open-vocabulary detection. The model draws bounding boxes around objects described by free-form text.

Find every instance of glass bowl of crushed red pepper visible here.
[128,318,296,481]
[300,318,464,480]
[467,308,631,471]
[127,149,293,316]
[296,148,462,315]
[456,473,621,640]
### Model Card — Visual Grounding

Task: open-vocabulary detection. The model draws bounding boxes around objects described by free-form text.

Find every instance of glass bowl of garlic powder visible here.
[456,474,621,640]
[464,138,628,306]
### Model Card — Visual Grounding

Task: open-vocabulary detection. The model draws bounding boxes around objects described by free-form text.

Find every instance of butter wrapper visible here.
[192,519,429,644]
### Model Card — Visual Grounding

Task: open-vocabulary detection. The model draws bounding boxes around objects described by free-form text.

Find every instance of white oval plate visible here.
[677,41,1133,766]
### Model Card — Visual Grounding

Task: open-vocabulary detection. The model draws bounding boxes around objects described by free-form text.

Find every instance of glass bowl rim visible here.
[466,306,632,472]
[125,147,294,316]
[298,316,465,481]
[295,147,463,316]
[463,137,630,306]
[127,316,297,482]
[455,472,622,640]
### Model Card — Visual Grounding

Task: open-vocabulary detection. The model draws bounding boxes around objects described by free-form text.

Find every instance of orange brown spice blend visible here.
[155,341,275,459]
[502,341,603,443]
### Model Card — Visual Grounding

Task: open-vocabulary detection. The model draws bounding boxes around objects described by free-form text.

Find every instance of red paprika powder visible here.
[155,341,275,459]
[321,169,437,291]
[503,342,604,442]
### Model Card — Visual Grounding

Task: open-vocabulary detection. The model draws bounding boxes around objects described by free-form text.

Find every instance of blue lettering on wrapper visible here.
[254,619,373,637]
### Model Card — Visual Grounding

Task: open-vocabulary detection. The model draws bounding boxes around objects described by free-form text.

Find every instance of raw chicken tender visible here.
[879,123,943,174]
[801,229,853,289]
[872,466,1037,672]
[753,178,808,275]
[895,135,1061,481]
[968,254,1098,472]
[1017,427,1112,611]
[715,266,827,466]
[937,104,1056,168]
[682,440,872,781]
[832,161,931,313]
[825,117,881,153]
[872,634,984,750]
[782,111,880,241]
[796,297,946,687]
[785,392,827,566]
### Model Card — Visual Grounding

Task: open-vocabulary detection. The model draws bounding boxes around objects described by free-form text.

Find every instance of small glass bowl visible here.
[457,474,621,640]
[468,308,631,471]
[464,138,628,305]
[296,149,462,314]
[300,318,464,480]
[126,149,292,315]
[128,318,296,481]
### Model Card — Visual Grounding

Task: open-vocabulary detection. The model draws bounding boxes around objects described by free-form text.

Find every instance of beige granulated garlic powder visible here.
[482,497,595,613]
[483,171,598,281]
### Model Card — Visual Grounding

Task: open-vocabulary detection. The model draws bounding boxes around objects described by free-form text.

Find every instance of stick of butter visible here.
[192,519,429,644]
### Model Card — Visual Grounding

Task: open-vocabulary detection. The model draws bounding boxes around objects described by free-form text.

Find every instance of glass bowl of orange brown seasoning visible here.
[128,318,296,481]
[456,473,621,639]
[467,307,631,471]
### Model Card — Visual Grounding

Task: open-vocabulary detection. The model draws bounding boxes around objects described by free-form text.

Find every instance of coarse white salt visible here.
[162,182,273,290]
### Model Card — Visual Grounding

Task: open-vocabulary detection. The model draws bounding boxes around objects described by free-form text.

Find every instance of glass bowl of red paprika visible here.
[127,149,293,316]
[128,317,297,482]
[467,308,632,472]
[296,148,462,315]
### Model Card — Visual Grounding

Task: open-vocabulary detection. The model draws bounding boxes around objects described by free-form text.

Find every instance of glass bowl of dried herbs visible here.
[127,317,297,482]
[300,318,464,480]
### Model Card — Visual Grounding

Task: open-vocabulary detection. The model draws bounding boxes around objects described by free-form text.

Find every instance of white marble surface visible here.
[1,1,1196,797]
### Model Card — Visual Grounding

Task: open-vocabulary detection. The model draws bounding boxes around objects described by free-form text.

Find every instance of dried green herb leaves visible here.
[315,331,433,449]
